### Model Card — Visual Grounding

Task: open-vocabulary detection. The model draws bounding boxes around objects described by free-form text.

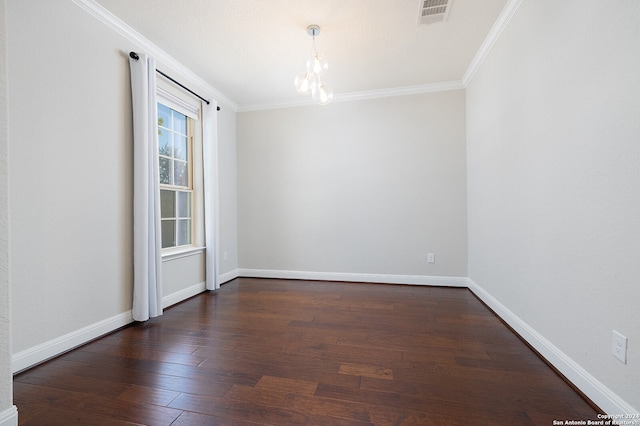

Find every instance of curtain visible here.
[202,101,219,290]
[129,53,163,321]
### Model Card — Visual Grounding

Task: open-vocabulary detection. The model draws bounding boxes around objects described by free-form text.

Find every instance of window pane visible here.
[159,157,172,185]
[174,134,188,160]
[161,220,176,248]
[158,129,171,157]
[158,103,171,129]
[160,190,175,218]
[173,110,187,134]
[157,103,193,250]
[177,219,191,246]
[174,160,188,187]
[176,191,191,218]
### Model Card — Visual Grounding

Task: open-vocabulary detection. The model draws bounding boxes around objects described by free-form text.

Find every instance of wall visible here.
[217,105,238,281]
[238,91,467,281]
[0,0,18,422]
[466,0,640,412]
[7,0,237,371]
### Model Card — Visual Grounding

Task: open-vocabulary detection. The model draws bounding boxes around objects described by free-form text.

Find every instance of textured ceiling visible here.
[95,0,508,109]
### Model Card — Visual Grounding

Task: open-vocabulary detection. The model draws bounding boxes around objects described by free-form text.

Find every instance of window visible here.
[155,82,205,254]
[158,102,193,249]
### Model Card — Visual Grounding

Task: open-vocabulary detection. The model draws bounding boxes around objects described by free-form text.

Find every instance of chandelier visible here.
[294,25,334,105]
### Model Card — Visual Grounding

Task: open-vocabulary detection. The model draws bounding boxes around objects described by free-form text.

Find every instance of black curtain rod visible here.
[129,51,220,111]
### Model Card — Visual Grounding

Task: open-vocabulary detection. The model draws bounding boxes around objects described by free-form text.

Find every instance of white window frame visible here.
[156,83,205,258]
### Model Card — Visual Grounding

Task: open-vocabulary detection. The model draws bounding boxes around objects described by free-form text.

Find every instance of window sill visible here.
[161,246,205,262]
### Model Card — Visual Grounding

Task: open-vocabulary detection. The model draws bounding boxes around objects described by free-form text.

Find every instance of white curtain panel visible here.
[202,101,219,290]
[129,53,163,321]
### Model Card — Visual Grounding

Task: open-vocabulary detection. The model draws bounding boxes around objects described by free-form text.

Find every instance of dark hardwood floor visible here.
[14,278,600,425]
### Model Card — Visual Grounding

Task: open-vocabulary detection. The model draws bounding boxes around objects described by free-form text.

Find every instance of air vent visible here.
[418,0,453,25]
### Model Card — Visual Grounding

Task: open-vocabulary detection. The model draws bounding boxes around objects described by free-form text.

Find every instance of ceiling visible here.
[95,0,508,110]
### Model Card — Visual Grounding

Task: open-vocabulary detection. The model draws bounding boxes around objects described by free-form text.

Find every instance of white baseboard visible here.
[11,310,133,373]
[218,269,240,285]
[162,281,206,308]
[238,268,468,287]
[10,269,635,416]
[12,283,208,373]
[12,271,460,373]
[467,278,638,416]
[0,406,17,426]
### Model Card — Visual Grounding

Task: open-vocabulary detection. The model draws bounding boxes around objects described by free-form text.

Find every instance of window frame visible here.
[156,84,205,257]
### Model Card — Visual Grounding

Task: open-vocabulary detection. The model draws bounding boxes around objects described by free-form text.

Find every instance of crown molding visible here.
[335,80,465,104]
[240,0,523,112]
[462,0,525,87]
[72,0,522,112]
[71,0,238,111]
[237,80,465,112]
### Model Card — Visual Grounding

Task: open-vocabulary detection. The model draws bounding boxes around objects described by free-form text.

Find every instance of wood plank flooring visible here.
[14,278,601,425]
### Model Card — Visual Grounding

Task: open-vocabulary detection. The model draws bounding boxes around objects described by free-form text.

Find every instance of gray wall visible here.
[217,106,239,278]
[0,0,16,421]
[466,0,640,411]
[7,0,237,368]
[238,91,467,278]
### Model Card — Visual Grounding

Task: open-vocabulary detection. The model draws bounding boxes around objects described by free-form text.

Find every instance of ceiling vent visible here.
[418,0,453,25]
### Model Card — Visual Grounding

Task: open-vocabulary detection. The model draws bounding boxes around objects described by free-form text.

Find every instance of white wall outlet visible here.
[612,330,628,364]
[427,253,435,264]
[223,251,228,261]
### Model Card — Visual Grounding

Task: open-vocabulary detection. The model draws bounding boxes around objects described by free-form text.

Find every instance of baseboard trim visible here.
[218,269,240,285]
[162,281,206,308]
[237,268,468,287]
[10,270,635,415]
[13,283,209,373]
[467,278,637,416]
[0,406,18,426]
[11,310,133,374]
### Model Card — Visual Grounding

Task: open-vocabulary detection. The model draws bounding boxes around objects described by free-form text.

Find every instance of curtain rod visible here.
[129,51,220,111]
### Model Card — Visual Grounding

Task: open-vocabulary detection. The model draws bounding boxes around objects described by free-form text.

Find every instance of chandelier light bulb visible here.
[294,71,312,95]
[312,81,333,105]
[306,54,328,75]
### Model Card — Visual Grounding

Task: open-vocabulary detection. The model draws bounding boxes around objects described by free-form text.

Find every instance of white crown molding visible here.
[467,278,638,416]
[335,81,465,103]
[239,0,521,112]
[72,0,522,112]
[462,0,525,86]
[71,0,238,111]
[238,268,468,287]
[238,81,465,112]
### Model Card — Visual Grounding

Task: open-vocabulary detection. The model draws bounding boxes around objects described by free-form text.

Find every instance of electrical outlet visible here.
[223,251,228,261]
[612,330,627,364]
[427,253,435,264]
